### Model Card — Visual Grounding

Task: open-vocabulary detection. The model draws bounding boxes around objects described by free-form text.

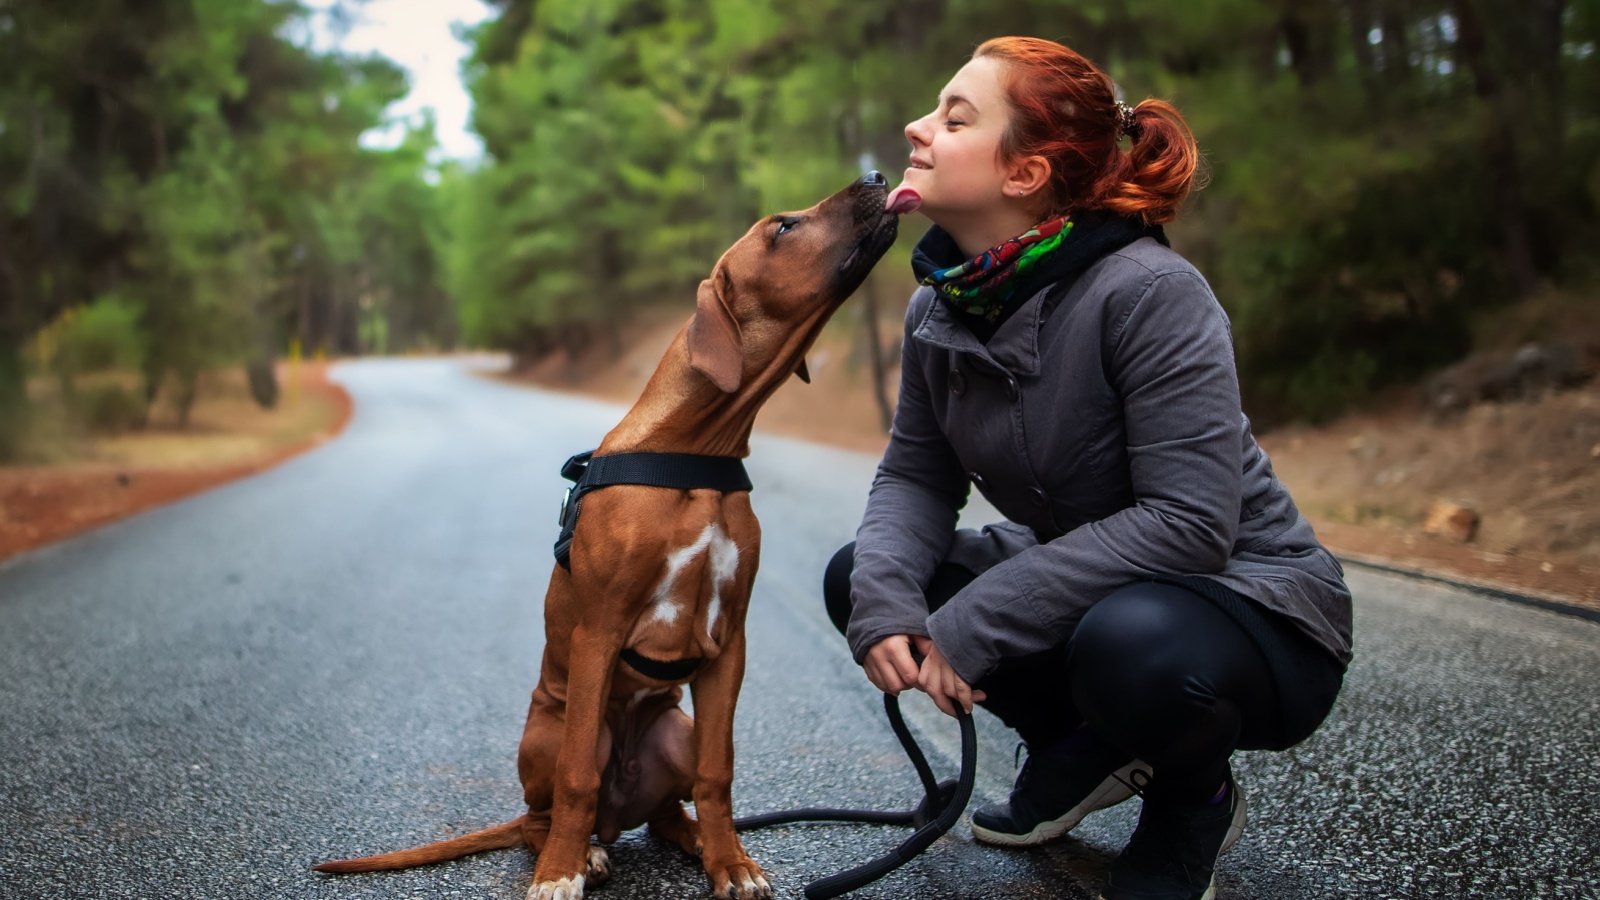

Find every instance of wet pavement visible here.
[2,357,1596,899]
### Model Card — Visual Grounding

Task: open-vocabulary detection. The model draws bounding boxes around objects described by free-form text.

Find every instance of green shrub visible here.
[50,296,148,380]
[78,384,147,433]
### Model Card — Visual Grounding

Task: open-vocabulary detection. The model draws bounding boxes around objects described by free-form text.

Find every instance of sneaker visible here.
[970,747,1152,847]
[1099,770,1248,900]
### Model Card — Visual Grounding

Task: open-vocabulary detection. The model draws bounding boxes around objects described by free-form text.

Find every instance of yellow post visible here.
[287,338,302,406]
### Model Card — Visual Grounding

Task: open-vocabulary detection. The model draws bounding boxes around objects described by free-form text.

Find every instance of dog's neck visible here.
[597,317,826,459]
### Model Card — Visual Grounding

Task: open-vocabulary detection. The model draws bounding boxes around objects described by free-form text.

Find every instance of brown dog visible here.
[315,173,900,899]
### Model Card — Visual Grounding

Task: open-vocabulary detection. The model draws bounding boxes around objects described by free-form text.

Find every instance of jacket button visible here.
[969,471,988,492]
[1029,486,1049,507]
[950,368,966,396]
[1005,377,1020,402]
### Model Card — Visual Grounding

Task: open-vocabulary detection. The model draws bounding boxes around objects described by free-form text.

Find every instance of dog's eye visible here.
[775,217,801,236]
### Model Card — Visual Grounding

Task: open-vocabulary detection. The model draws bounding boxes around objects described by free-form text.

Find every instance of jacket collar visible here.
[912,284,1048,375]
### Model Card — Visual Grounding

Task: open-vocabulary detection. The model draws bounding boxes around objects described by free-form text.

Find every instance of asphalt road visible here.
[2,356,1597,899]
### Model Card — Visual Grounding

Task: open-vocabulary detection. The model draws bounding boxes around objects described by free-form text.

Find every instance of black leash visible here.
[734,693,977,899]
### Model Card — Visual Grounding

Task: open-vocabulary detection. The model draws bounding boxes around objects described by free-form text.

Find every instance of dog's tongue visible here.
[885,186,922,215]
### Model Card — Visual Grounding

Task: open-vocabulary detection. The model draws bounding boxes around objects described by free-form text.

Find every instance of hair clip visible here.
[1116,101,1140,139]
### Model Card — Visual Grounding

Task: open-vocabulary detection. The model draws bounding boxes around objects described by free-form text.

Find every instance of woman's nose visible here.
[904,113,931,147]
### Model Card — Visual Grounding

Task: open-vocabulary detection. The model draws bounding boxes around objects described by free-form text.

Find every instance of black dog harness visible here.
[552,449,753,681]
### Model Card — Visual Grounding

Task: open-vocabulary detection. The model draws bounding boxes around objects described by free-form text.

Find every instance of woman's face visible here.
[900,55,1016,223]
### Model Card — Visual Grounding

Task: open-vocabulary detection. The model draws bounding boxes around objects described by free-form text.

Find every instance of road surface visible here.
[2,357,1596,898]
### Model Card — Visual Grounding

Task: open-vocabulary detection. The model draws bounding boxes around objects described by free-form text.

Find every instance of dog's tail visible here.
[312,815,527,873]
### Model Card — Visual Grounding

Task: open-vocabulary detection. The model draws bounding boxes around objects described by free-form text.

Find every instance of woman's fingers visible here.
[931,691,955,717]
[865,636,920,694]
[892,640,921,686]
[953,679,975,714]
[916,643,978,716]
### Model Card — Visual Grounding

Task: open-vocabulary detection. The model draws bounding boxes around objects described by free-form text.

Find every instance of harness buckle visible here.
[558,485,575,527]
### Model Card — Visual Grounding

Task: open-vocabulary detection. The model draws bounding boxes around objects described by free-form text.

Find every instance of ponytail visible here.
[1096,99,1203,225]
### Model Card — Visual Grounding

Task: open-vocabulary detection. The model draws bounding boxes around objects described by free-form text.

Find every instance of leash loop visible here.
[735,694,977,900]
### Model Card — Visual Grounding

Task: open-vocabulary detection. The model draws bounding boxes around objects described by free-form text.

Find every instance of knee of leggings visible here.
[822,542,855,637]
[1072,583,1184,671]
[1069,584,1225,725]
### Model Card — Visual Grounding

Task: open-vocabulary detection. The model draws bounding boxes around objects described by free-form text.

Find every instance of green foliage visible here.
[447,0,1600,421]
[0,0,453,457]
[4,0,1595,448]
[46,297,148,379]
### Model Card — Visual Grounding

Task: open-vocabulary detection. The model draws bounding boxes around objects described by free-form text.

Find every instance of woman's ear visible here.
[688,270,743,393]
[1004,155,1052,201]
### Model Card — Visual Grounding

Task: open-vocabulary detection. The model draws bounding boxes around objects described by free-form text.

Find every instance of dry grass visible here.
[13,364,339,469]
[0,362,350,563]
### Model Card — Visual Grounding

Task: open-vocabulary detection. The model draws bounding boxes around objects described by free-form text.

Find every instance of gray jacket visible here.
[848,237,1353,684]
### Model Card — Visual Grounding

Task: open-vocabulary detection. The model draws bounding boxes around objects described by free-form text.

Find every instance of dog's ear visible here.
[794,358,811,384]
[688,271,743,393]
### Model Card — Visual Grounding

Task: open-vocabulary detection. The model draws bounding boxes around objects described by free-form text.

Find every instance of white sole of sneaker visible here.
[970,760,1151,848]
[1097,879,1213,900]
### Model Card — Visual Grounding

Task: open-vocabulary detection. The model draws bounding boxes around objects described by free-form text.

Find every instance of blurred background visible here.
[1,0,1596,589]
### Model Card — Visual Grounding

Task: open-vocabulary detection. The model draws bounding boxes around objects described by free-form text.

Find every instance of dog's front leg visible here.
[528,623,621,900]
[688,627,772,900]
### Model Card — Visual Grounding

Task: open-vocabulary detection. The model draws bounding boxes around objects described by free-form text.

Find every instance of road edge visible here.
[1337,551,1600,625]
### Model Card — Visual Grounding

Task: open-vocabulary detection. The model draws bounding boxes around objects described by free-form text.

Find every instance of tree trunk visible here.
[1379,9,1410,83]
[0,332,28,461]
[1279,1,1337,86]
[1453,0,1540,295]
[862,277,894,433]
[1346,0,1378,98]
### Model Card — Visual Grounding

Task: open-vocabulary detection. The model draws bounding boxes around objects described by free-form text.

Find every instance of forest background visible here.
[1,0,1596,457]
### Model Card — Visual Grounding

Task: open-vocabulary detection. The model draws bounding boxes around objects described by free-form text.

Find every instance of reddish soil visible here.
[0,363,353,565]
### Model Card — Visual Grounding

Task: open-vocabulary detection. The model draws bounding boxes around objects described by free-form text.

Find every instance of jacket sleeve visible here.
[846,301,971,664]
[925,271,1243,683]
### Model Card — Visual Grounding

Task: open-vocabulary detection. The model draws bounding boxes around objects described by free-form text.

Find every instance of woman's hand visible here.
[862,635,922,695]
[916,639,986,717]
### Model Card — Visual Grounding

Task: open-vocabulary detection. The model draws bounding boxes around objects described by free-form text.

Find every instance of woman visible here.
[823,37,1352,900]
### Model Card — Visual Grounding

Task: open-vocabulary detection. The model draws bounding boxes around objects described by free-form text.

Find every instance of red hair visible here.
[974,36,1202,225]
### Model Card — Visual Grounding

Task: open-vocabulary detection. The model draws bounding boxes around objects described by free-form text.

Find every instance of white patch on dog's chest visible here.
[649,524,739,637]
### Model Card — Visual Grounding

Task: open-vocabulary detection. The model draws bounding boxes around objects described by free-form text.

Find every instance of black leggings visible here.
[824,543,1327,802]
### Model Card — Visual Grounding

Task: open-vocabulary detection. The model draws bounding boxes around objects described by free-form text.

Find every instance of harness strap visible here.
[553,449,752,570]
[583,452,753,494]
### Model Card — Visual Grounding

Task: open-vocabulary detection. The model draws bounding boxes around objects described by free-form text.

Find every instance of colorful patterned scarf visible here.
[920,215,1075,321]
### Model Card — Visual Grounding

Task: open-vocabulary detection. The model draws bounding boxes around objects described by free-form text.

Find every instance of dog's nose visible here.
[860,170,887,187]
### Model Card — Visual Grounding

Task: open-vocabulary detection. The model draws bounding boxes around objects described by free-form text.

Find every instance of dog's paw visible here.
[708,860,772,900]
[585,845,611,885]
[525,874,584,900]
